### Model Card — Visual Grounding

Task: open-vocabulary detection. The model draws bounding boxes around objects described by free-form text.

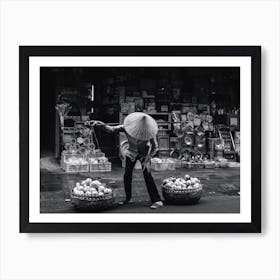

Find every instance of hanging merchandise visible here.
[217,126,236,160]
[202,121,209,131]
[60,116,111,173]
[83,138,90,145]
[187,112,195,121]
[76,137,84,144]
[80,127,92,137]
[171,111,184,138]
[87,143,96,151]
[170,149,180,159]
[193,115,201,126]
[55,103,71,131]
[181,148,193,161]
[215,138,225,150]
[184,135,194,146]
[78,146,87,154]
[206,115,213,123]
[69,144,78,154]
[64,143,71,151]
[195,127,206,151]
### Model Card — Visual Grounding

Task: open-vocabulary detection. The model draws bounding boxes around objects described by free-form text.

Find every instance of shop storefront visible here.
[40,67,240,213]
[41,67,240,169]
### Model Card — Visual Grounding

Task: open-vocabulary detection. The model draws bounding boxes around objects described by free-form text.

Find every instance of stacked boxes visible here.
[60,153,86,173]
[61,149,111,173]
[87,151,111,172]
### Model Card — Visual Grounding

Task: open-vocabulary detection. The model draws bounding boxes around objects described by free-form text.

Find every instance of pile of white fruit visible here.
[73,178,112,197]
[66,157,88,165]
[151,157,175,164]
[88,157,108,164]
[162,174,202,191]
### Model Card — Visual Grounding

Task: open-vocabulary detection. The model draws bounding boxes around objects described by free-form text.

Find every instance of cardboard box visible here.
[121,102,135,113]
[147,106,157,114]
[160,105,169,112]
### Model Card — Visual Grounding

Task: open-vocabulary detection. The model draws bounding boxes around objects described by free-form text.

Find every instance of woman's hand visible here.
[141,155,151,172]
[85,120,105,127]
[94,121,105,127]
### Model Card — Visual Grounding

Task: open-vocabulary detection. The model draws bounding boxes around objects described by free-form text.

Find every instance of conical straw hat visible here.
[123,112,158,141]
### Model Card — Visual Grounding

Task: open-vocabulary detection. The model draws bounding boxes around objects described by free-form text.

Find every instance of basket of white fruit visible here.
[71,178,114,211]
[162,175,203,204]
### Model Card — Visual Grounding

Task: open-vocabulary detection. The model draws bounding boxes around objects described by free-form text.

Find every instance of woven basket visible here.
[70,189,115,211]
[162,185,203,204]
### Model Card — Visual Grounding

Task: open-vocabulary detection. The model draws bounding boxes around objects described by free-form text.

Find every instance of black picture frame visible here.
[20,46,261,233]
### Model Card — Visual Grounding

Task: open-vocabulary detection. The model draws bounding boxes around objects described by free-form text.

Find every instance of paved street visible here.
[40,158,240,213]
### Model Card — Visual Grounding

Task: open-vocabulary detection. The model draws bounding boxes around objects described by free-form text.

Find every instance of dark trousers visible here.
[124,156,161,203]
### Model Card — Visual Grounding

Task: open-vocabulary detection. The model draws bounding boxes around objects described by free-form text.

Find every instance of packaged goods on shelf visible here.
[125,96,134,102]
[170,137,180,149]
[157,135,170,150]
[118,86,126,100]
[193,115,202,126]
[134,98,144,108]
[182,105,197,114]
[181,114,187,122]
[121,102,135,113]
[198,104,210,113]
[157,129,168,136]
[147,106,157,114]
[160,105,169,112]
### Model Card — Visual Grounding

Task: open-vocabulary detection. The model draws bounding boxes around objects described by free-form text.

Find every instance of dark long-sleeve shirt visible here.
[100,124,158,161]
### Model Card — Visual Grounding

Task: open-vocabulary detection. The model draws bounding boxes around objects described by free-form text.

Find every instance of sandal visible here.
[150,201,163,209]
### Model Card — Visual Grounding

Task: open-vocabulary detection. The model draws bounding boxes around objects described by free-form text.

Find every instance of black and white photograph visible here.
[3,1,280,279]
[41,66,241,213]
[20,46,261,232]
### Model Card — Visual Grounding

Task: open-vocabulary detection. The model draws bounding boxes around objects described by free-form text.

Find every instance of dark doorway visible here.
[40,68,56,156]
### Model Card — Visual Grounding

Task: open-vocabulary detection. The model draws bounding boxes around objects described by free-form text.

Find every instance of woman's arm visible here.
[102,124,125,133]
[149,137,159,157]
[86,120,125,133]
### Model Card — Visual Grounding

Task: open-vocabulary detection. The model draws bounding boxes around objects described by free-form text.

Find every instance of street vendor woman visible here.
[86,112,163,209]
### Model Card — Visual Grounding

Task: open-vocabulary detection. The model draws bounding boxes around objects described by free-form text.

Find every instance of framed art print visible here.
[19,46,261,233]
